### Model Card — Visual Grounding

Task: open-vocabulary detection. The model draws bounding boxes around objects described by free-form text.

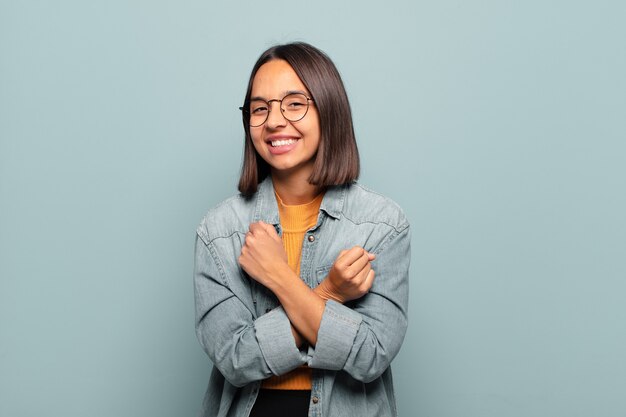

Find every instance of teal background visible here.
[1,0,625,416]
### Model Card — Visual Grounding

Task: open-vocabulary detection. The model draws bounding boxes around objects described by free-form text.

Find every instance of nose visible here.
[265,101,287,129]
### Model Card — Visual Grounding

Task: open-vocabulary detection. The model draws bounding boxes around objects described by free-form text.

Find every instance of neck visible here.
[271,170,321,205]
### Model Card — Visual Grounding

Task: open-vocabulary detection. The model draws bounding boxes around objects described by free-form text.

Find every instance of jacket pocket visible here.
[315,264,333,285]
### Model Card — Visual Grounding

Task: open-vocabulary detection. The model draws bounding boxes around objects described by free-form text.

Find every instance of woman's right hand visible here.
[315,246,376,303]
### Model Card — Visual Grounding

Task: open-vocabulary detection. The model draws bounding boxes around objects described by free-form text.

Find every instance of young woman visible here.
[194,42,411,417]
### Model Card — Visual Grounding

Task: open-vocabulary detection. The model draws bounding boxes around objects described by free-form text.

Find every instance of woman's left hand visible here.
[238,221,290,288]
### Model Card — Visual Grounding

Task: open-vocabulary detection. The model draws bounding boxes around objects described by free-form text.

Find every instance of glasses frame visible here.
[239,93,314,127]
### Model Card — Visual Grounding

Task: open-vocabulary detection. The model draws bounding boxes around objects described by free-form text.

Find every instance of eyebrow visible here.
[250,90,308,101]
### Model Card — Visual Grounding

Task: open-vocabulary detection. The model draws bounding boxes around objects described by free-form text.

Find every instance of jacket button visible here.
[308,235,315,242]
[311,396,319,404]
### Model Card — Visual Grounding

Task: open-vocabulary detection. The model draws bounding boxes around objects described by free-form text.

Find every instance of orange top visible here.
[261,191,324,390]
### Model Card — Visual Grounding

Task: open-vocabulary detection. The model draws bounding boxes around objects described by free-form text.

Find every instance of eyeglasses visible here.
[239,93,314,127]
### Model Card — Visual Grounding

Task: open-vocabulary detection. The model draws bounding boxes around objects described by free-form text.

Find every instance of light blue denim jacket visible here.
[194,177,410,417]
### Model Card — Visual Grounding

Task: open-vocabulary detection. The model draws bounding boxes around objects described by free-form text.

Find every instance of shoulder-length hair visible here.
[238,42,360,197]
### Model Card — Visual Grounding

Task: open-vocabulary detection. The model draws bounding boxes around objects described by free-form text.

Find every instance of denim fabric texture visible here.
[194,177,411,417]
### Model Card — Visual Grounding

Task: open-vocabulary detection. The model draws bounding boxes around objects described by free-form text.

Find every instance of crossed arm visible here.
[195,220,409,387]
[238,221,376,347]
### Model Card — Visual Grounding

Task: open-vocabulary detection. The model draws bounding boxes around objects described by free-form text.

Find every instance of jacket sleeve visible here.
[307,223,411,382]
[194,234,307,387]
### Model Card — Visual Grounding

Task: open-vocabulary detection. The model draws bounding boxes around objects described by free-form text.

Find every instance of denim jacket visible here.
[194,177,411,417]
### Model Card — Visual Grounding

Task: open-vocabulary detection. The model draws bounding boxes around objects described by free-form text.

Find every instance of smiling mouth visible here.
[269,138,299,147]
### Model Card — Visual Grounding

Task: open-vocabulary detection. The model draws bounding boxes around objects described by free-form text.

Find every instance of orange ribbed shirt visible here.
[261,191,324,390]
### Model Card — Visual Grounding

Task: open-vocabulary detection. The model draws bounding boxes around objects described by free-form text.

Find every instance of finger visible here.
[259,222,281,240]
[361,269,375,292]
[251,221,277,238]
[345,251,371,277]
[366,252,376,261]
[249,223,275,243]
[258,221,273,233]
[352,261,371,284]
[332,249,350,269]
[248,222,265,234]
[238,250,248,267]
[359,269,376,296]
[336,246,366,268]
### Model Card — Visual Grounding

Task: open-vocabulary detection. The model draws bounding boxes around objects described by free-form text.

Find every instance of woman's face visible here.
[249,59,321,180]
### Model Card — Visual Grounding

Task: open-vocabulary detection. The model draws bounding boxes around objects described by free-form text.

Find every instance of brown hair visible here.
[238,42,360,197]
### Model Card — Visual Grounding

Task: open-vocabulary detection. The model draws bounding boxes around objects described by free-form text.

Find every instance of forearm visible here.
[288,282,344,347]
[283,258,373,346]
[309,225,411,380]
[265,263,327,346]
[240,221,349,347]
[290,324,305,347]
[289,279,348,347]
[195,237,307,385]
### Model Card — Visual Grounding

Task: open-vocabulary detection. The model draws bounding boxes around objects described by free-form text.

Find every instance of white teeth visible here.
[270,138,298,147]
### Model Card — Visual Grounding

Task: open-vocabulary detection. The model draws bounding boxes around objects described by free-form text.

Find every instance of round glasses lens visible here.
[248,100,269,127]
[281,93,309,122]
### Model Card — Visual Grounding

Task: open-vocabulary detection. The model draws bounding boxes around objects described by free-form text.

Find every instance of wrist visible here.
[266,263,299,293]
[314,280,343,303]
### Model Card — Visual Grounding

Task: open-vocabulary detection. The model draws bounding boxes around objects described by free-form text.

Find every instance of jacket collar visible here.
[252,176,345,224]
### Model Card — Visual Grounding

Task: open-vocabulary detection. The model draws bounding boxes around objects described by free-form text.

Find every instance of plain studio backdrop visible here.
[1,1,624,416]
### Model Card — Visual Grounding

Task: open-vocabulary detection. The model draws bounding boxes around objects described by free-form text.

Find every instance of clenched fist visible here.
[316,246,376,303]
[238,221,289,288]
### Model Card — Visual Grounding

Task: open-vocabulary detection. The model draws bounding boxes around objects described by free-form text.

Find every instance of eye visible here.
[283,96,307,109]
[250,104,268,114]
